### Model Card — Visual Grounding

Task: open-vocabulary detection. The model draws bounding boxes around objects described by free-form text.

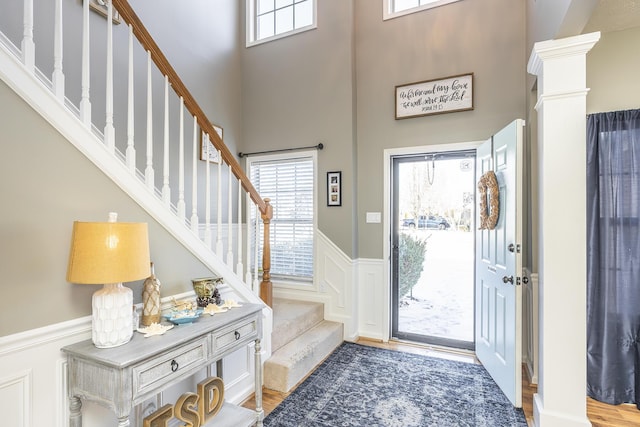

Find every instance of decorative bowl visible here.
[164,309,203,325]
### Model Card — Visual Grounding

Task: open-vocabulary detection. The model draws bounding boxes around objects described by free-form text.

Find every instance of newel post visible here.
[260,198,273,307]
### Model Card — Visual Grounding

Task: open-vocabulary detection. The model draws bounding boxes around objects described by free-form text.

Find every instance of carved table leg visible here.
[117,415,131,427]
[255,338,264,427]
[69,396,82,427]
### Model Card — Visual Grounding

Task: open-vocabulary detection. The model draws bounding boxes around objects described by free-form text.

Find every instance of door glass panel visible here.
[392,151,475,350]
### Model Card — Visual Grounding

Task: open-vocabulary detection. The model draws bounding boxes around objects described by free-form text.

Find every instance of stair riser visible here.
[271,300,324,353]
[264,321,343,392]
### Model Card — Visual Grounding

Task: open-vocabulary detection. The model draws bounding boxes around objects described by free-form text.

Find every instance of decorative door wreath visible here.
[478,171,500,230]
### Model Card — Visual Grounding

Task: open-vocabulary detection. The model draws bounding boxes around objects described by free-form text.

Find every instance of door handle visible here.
[502,275,514,285]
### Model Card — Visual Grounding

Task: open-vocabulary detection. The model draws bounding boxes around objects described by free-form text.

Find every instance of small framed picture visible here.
[327,171,342,207]
[199,125,223,163]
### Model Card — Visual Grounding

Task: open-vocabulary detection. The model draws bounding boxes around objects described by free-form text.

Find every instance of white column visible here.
[527,32,600,427]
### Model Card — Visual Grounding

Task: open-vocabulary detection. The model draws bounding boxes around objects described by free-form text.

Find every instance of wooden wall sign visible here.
[395,73,474,119]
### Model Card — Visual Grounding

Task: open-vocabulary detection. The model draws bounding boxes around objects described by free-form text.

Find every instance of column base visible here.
[533,393,592,427]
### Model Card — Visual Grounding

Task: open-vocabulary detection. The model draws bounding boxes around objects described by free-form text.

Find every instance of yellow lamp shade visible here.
[67,221,150,285]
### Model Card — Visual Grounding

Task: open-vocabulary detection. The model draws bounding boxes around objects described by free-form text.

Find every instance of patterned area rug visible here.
[264,342,528,427]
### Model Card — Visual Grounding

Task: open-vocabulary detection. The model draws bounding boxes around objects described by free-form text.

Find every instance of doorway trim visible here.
[382,140,484,341]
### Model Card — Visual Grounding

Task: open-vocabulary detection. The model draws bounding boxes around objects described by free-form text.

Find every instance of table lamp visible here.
[67,212,150,348]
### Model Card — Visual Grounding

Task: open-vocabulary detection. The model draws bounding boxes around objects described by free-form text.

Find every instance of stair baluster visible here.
[52,0,64,101]
[125,24,136,173]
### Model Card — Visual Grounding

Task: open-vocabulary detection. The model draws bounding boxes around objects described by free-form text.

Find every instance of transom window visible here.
[383,0,463,20]
[246,0,316,47]
[247,152,316,281]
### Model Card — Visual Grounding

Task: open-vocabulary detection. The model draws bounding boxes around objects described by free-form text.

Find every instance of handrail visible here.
[112,0,266,214]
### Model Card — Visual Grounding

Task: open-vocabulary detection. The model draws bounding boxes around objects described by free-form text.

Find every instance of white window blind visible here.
[249,155,315,280]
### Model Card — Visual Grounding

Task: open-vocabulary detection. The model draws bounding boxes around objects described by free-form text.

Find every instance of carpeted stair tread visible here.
[264,320,343,392]
[271,298,324,353]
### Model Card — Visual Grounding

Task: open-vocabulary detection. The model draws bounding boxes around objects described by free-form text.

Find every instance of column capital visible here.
[528,32,601,77]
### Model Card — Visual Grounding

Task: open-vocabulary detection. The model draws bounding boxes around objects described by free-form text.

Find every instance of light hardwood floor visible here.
[243,339,640,426]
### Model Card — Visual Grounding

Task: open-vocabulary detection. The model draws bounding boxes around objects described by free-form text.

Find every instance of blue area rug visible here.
[264,342,528,427]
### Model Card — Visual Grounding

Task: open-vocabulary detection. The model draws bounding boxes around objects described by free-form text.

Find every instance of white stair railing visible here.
[0,0,274,305]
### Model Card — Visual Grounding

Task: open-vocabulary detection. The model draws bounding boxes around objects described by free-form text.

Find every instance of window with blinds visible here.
[248,153,315,281]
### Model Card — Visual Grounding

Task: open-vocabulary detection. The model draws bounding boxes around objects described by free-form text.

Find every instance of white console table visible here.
[62,303,264,427]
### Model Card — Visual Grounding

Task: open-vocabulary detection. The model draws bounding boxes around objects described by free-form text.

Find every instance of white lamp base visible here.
[92,283,133,348]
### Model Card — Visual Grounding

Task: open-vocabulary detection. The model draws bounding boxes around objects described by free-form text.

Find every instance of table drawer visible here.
[133,337,208,397]
[212,318,258,356]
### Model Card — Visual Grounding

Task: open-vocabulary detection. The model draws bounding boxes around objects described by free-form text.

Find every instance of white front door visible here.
[475,119,524,407]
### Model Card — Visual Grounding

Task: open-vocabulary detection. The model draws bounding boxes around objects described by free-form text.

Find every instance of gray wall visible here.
[0,80,213,336]
[355,0,526,258]
[0,0,243,336]
[241,0,357,257]
[7,0,637,336]
[241,0,527,259]
[130,0,243,156]
[587,26,640,114]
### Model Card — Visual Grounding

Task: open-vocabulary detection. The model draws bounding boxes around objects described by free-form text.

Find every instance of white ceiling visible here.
[584,0,640,33]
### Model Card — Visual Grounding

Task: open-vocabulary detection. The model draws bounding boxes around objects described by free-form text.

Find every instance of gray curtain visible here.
[587,109,640,408]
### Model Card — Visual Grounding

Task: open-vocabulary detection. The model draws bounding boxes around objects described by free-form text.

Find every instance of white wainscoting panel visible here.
[273,231,388,343]
[273,230,358,340]
[357,258,387,341]
[0,369,31,427]
[0,316,90,427]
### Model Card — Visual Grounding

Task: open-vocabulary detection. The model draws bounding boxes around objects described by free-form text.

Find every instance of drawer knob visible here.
[171,360,179,372]
[234,331,241,340]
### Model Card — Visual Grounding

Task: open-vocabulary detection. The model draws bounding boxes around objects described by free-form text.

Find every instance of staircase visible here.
[0,2,349,420]
[264,298,344,392]
[0,0,274,307]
